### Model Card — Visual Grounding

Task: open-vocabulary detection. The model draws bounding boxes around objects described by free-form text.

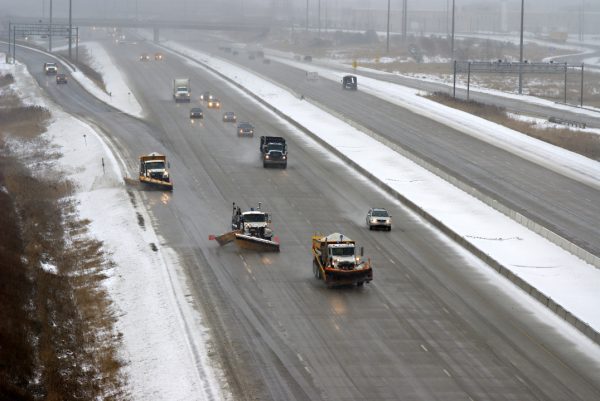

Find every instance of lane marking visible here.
[389,258,396,264]
[443,368,451,377]
[420,344,429,352]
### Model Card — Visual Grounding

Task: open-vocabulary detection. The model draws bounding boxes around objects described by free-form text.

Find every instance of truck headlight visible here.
[265,155,270,159]
[282,156,286,160]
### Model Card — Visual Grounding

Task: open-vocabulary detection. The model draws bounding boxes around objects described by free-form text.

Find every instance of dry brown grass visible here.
[425,91,600,161]
[0,101,126,399]
[0,106,51,139]
[0,73,14,87]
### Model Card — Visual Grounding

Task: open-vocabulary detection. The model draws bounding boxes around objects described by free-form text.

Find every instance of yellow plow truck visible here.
[311,233,373,287]
[139,153,173,190]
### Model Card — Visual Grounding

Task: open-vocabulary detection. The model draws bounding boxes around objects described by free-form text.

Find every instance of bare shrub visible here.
[0,106,126,399]
[0,73,14,87]
[425,92,600,161]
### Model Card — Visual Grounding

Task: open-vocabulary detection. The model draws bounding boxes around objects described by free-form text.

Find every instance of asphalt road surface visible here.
[14,39,600,401]
[158,32,600,260]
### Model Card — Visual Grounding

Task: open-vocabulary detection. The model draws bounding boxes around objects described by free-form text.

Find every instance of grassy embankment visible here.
[0,72,125,400]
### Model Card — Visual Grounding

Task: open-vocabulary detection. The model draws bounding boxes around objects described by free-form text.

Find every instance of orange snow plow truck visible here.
[311,233,373,287]
[139,153,173,190]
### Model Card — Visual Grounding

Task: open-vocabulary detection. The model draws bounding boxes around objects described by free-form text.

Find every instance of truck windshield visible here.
[145,161,165,170]
[268,144,283,152]
[330,246,354,256]
[243,213,267,223]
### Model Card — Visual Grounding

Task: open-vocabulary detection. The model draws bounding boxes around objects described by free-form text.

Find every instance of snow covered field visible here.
[1,56,228,400]
[149,41,600,345]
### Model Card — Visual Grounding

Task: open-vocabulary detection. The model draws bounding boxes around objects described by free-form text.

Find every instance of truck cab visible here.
[260,136,287,168]
[342,75,357,90]
[44,62,58,74]
[326,243,358,270]
[173,78,191,102]
[139,153,173,190]
[231,204,273,240]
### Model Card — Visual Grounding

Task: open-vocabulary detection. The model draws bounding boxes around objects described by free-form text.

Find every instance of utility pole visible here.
[518,0,524,94]
[318,0,321,38]
[68,0,72,59]
[386,0,391,53]
[402,0,407,41]
[49,0,52,51]
[306,0,309,31]
[451,0,455,59]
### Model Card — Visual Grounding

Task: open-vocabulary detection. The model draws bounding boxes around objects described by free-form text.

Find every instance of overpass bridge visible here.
[3,17,271,42]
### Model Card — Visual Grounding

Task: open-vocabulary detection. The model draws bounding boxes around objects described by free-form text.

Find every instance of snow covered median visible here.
[2,57,228,400]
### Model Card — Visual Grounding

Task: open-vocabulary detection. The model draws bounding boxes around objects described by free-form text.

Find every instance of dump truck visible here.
[209,202,280,252]
[311,233,372,287]
[173,78,191,102]
[260,136,287,168]
[139,153,173,190]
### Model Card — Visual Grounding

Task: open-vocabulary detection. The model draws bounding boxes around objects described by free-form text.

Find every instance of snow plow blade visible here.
[211,230,240,246]
[235,234,280,252]
[323,268,373,287]
[139,176,173,191]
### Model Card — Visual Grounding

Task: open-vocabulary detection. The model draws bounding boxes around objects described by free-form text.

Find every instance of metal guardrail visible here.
[548,116,587,129]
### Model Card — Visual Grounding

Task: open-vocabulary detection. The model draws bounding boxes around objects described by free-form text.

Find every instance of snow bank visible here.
[1,56,228,401]
[74,41,145,119]
[268,55,600,189]
[155,42,600,338]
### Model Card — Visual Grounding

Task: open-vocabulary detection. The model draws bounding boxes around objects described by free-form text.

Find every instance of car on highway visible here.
[222,111,236,122]
[139,53,150,61]
[342,75,358,90]
[366,208,392,231]
[189,107,203,119]
[303,55,313,62]
[154,52,164,61]
[207,98,221,109]
[237,122,254,137]
[43,62,58,74]
[55,73,68,84]
[200,91,214,101]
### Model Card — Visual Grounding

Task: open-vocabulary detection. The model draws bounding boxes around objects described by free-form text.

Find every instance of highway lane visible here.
[158,33,600,259]
[16,40,600,400]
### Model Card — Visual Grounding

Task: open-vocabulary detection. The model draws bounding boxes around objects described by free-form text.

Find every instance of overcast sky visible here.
[0,0,596,19]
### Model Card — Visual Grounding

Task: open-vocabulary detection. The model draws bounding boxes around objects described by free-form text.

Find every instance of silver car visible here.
[366,208,392,231]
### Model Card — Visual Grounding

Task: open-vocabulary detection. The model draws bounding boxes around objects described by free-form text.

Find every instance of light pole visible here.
[306,0,309,31]
[49,0,52,51]
[451,0,455,59]
[68,0,72,59]
[318,0,321,38]
[518,0,524,94]
[402,0,407,42]
[386,0,391,53]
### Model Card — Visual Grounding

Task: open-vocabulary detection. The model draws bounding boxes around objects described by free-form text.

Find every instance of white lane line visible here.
[420,344,429,352]
[443,368,452,377]
[389,258,396,264]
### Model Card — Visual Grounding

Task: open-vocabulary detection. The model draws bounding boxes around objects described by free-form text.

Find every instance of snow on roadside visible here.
[73,41,145,119]
[2,56,228,400]
[267,55,600,189]
[152,42,600,337]
[507,112,600,136]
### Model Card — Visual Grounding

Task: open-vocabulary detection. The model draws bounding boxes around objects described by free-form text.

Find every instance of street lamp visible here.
[386,0,391,53]
[518,0,524,94]
[451,0,455,59]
